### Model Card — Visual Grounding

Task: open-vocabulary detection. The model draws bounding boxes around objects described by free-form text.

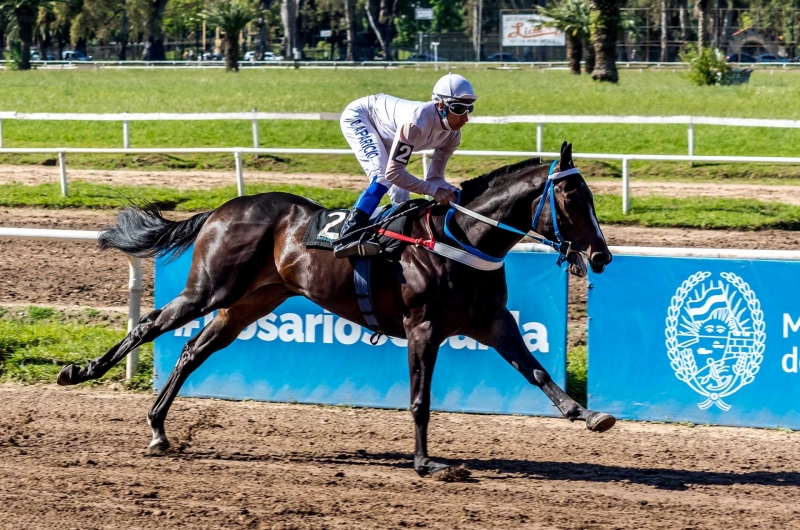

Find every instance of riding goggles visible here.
[445,102,474,115]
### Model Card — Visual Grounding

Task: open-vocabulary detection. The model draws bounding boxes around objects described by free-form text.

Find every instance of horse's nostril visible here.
[590,251,612,265]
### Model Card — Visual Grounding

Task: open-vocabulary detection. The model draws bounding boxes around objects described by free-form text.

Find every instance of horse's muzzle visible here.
[589,251,613,274]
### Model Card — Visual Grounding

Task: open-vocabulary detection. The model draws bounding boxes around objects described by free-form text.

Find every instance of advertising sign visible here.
[415,7,434,20]
[588,255,800,429]
[502,14,565,47]
[154,250,568,416]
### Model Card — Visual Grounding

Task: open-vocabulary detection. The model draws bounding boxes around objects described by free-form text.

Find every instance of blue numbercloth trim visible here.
[354,181,389,216]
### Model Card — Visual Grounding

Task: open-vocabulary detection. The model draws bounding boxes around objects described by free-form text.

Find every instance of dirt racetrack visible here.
[1,383,799,530]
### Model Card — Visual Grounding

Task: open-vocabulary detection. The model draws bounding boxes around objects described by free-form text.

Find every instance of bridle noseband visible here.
[445,160,579,268]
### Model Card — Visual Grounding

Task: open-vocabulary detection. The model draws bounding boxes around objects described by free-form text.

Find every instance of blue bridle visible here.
[444,160,580,267]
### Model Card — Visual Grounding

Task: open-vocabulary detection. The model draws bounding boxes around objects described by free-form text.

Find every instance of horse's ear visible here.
[562,142,574,169]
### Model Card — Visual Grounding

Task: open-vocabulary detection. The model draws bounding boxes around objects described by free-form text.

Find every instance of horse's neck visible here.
[457,170,549,258]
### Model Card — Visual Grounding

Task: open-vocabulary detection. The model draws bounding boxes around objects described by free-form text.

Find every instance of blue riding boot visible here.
[333,180,389,259]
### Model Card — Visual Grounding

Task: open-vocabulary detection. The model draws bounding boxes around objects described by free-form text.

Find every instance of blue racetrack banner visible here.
[588,255,800,429]
[154,250,567,416]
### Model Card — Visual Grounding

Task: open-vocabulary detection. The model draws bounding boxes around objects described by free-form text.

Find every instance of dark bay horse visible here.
[58,142,614,479]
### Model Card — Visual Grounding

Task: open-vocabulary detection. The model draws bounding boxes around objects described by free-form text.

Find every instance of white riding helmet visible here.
[432,73,477,103]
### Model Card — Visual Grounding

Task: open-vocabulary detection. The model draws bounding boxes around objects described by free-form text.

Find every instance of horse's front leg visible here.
[471,308,616,432]
[405,314,466,480]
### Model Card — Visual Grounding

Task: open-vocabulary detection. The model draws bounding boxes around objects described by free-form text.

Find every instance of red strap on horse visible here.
[374,206,436,250]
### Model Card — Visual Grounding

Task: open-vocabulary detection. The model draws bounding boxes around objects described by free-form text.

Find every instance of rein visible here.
[445,161,579,267]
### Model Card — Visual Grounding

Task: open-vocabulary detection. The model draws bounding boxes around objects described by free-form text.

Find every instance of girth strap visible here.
[353,257,384,343]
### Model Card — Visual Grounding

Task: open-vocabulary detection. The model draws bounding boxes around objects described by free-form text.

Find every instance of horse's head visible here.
[534,142,612,277]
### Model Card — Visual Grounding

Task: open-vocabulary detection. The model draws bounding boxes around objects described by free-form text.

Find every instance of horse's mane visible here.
[459,157,544,202]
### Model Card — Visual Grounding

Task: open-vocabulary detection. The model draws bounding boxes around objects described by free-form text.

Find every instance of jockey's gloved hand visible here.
[433,187,457,206]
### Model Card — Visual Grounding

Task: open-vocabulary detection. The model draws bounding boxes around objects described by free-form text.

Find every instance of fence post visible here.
[125,255,142,380]
[123,111,130,149]
[536,122,543,153]
[251,108,259,149]
[687,117,694,167]
[235,150,245,196]
[422,152,429,178]
[0,119,3,148]
[58,150,68,197]
[622,158,630,214]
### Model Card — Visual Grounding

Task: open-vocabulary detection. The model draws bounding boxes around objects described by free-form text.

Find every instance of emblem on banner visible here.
[665,271,765,410]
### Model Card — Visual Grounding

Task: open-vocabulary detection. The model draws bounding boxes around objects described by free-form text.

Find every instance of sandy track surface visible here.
[586,179,800,205]
[0,164,370,190]
[1,383,798,530]
[5,165,800,205]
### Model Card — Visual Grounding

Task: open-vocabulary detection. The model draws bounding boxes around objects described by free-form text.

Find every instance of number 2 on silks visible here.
[392,142,413,165]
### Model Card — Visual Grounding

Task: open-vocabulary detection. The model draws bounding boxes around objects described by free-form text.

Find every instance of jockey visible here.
[333,72,477,258]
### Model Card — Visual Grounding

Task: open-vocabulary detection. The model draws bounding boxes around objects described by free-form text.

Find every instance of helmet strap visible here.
[439,104,452,130]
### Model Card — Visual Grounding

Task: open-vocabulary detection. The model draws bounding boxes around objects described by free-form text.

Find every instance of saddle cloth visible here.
[302,200,426,258]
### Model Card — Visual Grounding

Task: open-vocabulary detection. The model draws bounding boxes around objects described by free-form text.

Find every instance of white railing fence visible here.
[0,228,143,380]
[3,111,800,158]
[3,146,800,214]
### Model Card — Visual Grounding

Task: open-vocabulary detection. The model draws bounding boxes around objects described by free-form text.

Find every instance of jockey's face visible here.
[438,101,471,130]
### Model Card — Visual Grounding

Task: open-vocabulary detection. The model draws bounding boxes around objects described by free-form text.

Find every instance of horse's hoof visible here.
[431,464,471,482]
[57,364,81,386]
[586,412,616,433]
[149,437,170,454]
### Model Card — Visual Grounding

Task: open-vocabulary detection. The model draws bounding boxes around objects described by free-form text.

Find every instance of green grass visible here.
[597,195,800,230]
[0,306,153,391]
[567,345,588,407]
[2,69,800,177]
[4,181,799,231]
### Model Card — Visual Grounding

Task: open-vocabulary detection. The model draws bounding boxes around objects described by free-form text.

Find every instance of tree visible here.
[207,0,254,71]
[365,0,397,60]
[254,0,274,60]
[141,0,169,60]
[343,0,354,60]
[280,0,298,59]
[589,0,622,82]
[538,0,591,75]
[695,0,708,50]
[0,0,55,69]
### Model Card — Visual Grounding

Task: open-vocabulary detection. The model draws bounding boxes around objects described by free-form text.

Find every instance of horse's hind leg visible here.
[147,286,292,453]
[470,308,615,432]
[57,290,212,386]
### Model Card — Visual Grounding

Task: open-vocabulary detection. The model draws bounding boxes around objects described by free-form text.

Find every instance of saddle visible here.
[302,199,428,259]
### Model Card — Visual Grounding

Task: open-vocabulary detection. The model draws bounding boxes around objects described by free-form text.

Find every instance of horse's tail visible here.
[99,202,213,262]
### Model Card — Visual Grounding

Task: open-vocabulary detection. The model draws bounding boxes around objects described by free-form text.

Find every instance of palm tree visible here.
[0,0,55,70]
[207,0,254,71]
[537,0,591,75]
[589,0,623,83]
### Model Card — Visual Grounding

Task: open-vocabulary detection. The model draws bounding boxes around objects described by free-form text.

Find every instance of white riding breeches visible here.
[340,101,411,205]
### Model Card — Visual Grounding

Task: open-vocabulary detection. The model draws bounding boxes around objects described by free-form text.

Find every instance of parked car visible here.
[756,53,789,63]
[202,52,224,61]
[61,50,92,61]
[405,53,448,62]
[30,51,56,61]
[486,52,518,62]
[726,52,757,63]
[244,51,283,61]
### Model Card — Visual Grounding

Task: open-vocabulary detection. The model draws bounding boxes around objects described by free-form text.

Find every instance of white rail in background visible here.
[3,146,800,214]
[2,111,799,160]
[515,243,800,261]
[0,228,143,380]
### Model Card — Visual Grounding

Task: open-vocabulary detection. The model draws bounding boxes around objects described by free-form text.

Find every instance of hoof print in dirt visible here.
[432,465,471,482]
